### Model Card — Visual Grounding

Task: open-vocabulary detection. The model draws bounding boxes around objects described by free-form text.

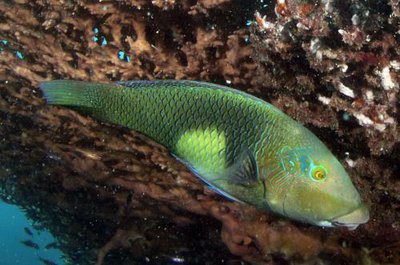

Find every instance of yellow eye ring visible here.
[311,167,327,181]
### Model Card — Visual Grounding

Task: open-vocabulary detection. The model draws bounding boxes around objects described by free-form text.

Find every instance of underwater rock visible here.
[0,0,399,264]
[251,0,399,156]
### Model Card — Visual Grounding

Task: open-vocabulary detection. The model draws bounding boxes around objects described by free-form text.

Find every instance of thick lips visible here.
[331,205,370,230]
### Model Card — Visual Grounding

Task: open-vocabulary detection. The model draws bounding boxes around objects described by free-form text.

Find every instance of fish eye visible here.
[311,167,327,181]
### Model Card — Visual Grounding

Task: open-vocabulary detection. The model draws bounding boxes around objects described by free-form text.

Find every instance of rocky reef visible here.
[0,0,399,264]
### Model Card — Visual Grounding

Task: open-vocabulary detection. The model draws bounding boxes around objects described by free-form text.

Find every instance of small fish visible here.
[32,223,45,231]
[45,242,60,249]
[20,239,39,249]
[39,257,58,265]
[40,80,369,229]
[24,227,33,236]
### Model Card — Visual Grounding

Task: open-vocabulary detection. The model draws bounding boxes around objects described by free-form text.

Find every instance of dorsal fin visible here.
[116,80,228,89]
[116,80,269,106]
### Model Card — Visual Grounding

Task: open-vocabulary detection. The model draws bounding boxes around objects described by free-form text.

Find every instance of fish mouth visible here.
[329,205,370,230]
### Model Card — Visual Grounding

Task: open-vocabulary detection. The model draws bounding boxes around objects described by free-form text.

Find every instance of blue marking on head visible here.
[300,155,310,173]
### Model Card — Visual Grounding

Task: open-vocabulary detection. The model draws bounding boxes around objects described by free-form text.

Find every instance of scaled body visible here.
[40,80,369,228]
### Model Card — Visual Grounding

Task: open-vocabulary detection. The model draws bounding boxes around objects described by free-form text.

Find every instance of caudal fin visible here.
[39,80,94,107]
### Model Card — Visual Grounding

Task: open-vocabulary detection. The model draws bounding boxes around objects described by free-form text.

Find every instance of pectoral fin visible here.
[171,153,244,204]
[223,149,259,187]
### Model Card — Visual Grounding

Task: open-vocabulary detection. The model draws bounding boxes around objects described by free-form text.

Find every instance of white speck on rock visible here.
[353,113,373,126]
[390,60,400,70]
[338,29,347,36]
[365,90,374,101]
[310,38,320,54]
[345,158,356,167]
[338,82,355,98]
[338,63,348,72]
[318,95,331,105]
[353,112,389,132]
[322,0,334,13]
[351,14,360,25]
[380,66,397,90]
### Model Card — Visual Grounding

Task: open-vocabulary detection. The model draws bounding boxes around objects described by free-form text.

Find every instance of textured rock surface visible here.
[0,1,399,264]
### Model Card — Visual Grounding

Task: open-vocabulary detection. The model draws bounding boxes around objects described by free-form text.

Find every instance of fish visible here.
[39,257,58,265]
[20,239,39,249]
[39,80,369,229]
[44,242,60,249]
[32,223,45,231]
[24,227,33,236]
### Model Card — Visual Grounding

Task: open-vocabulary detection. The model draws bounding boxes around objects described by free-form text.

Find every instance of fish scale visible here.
[39,79,369,228]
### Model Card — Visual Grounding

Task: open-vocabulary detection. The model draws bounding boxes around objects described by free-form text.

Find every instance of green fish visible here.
[39,80,369,229]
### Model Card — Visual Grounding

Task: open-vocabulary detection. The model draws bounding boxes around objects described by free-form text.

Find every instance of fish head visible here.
[276,145,369,229]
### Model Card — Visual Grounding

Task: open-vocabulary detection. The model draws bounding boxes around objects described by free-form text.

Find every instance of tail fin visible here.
[39,80,95,107]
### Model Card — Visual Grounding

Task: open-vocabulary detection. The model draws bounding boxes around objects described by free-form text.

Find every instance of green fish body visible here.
[40,80,369,228]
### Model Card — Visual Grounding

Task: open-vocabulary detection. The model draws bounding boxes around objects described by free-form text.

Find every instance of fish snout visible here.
[331,204,369,230]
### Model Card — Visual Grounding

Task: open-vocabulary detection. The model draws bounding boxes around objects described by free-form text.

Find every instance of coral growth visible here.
[0,0,399,264]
